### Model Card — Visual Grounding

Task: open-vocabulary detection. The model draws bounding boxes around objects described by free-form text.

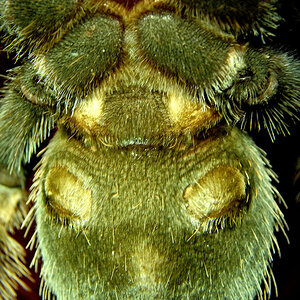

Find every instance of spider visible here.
[0,0,299,299]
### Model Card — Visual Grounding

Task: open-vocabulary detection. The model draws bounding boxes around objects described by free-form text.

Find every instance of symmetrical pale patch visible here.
[71,89,105,135]
[68,86,222,145]
[45,167,92,221]
[168,91,221,132]
[183,165,247,221]
[0,0,297,299]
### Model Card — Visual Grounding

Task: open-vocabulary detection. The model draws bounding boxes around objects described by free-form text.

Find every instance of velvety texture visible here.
[0,1,299,299]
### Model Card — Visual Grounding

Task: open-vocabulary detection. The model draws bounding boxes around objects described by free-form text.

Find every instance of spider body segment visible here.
[0,1,299,299]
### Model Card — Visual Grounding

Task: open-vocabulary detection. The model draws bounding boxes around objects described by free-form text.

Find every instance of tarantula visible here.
[0,0,299,299]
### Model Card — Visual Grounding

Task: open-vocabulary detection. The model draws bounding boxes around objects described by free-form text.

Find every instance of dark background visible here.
[0,1,299,299]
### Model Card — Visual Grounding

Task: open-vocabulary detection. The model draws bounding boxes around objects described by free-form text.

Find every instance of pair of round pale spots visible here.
[46,164,246,228]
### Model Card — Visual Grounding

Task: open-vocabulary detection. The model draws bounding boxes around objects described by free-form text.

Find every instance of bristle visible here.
[39,263,56,300]
[178,0,281,40]
[0,228,31,300]
[238,52,300,140]
[0,84,55,174]
[0,0,100,58]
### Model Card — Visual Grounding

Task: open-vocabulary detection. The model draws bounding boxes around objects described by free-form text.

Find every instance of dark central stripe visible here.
[111,0,144,9]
